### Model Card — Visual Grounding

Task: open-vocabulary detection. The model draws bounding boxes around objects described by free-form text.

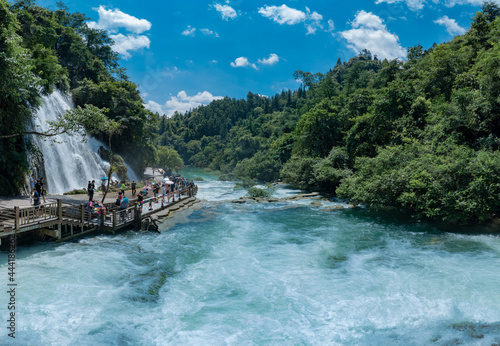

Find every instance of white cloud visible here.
[145,91,224,116]
[181,26,219,38]
[166,91,224,116]
[258,5,306,25]
[181,25,196,36]
[434,15,467,35]
[109,33,150,59]
[444,0,483,7]
[305,7,323,35]
[258,4,327,35]
[87,5,151,34]
[375,0,426,11]
[340,10,406,60]
[144,100,165,114]
[258,53,280,65]
[200,28,220,37]
[327,19,335,32]
[214,3,237,20]
[230,57,258,70]
[351,10,385,29]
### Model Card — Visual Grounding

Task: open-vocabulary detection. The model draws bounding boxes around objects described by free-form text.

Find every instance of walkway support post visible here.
[134,203,141,231]
[14,207,19,230]
[112,210,116,232]
[56,199,62,240]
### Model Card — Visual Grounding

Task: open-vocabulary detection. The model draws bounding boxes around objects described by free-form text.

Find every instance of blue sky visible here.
[37,0,484,116]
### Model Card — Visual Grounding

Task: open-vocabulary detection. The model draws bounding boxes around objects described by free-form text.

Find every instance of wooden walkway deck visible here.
[0,194,197,243]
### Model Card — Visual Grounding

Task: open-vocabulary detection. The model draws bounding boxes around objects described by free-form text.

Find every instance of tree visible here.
[156,146,183,171]
[0,104,108,139]
[98,119,123,203]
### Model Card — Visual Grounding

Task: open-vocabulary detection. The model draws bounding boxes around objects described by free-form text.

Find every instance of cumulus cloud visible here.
[87,6,151,59]
[87,5,151,34]
[444,0,483,7]
[181,25,196,36]
[258,4,307,25]
[305,7,323,34]
[230,57,258,70]
[375,0,426,11]
[340,10,406,60]
[200,28,220,37]
[258,4,327,35]
[109,33,150,59]
[434,15,467,35]
[144,91,224,117]
[258,53,280,65]
[144,100,165,114]
[231,54,281,69]
[181,26,219,37]
[214,3,237,20]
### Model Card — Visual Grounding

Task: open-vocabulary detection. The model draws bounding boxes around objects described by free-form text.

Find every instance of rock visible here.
[231,199,247,204]
[310,201,322,206]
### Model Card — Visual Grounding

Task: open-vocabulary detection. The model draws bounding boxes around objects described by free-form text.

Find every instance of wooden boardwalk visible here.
[0,193,197,243]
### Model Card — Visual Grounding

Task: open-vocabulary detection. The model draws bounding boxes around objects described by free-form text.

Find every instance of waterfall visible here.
[32,90,113,194]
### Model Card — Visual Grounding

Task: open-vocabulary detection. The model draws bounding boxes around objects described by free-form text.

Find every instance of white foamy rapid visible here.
[32,90,134,194]
[1,168,500,345]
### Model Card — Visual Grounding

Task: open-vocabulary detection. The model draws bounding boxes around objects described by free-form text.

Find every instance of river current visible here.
[1,168,500,345]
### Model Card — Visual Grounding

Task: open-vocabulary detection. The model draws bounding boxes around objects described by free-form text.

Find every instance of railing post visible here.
[112,210,116,231]
[57,199,62,221]
[134,203,141,231]
[80,204,84,223]
[14,207,19,230]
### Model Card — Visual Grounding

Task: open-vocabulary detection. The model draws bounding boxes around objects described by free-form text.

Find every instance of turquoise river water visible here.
[1,167,500,345]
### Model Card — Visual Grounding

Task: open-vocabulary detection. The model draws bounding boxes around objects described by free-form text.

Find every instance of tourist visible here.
[40,177,46,203]
[120,181,126,196]
[35,179,42,203]
[33,188,40,209]
[29,174,35,193]
[88,180,95,202]
[131,180,136,196]
[120,197,129,221]
[137,192,144,208]
[115,192,123,206]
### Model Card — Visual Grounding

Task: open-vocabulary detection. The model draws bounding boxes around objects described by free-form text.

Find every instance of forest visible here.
[158,3,500,224]
[0,0,173,195]
[1,0,499,224]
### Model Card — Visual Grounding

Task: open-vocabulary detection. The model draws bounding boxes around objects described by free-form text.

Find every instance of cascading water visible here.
[32,90,111,194]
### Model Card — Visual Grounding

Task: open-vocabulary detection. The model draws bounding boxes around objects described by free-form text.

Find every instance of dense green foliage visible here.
[159,5,500,223]
[0,0,162,195]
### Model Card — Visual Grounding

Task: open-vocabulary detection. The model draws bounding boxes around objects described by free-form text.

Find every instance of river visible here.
[1,167,500,345]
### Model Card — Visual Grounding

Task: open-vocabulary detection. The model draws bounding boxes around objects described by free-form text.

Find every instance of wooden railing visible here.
[0,191,197,237]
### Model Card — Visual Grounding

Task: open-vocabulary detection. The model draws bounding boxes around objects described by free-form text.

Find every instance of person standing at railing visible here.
[131,180,136,196]
[120,197,129,221]
[120,181,126,197]
[33,188,40,209]
[40,177,46,203]
[88,180,95,202]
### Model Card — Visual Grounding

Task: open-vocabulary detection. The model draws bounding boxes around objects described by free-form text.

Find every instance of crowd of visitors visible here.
[28,170,198,220]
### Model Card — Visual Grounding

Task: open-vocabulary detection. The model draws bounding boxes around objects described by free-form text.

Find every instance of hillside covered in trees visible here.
[0,0,170,195]
[159,3,500,224]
